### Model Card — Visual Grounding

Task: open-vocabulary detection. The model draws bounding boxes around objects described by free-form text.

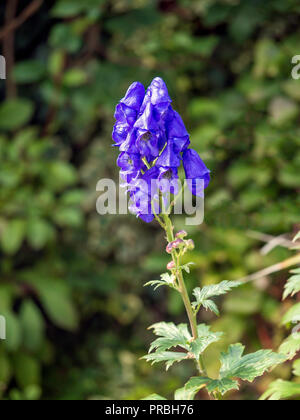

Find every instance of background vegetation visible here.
[0,0,299,400]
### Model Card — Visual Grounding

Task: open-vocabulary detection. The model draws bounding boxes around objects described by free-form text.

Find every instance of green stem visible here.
[161,212,208,377]
[142,155,211,395]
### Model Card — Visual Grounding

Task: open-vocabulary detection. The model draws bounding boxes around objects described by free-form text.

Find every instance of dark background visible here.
[0,0,299,400]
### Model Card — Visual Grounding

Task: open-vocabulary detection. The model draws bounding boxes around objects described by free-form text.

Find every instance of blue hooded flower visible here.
[113,82,145,146]
[112,77,211,223]
[156,139,182,168]
[134,103,163,161]
[119,130,140,155]
[140,77,172,116]
[112,122,130,146]
[157,167,179,196]
[117,152,142,172]
[120,82,146,111]
[129,167,160,222]
[165,109,190,152]
[182,149,211,197]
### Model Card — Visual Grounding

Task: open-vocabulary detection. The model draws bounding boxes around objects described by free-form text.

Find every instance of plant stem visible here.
[161,212,208,377]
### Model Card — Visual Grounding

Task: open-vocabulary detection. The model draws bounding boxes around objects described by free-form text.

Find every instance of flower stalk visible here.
[161,211,208,376]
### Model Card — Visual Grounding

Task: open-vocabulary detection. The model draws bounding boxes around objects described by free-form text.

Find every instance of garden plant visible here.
[112,78,289,400]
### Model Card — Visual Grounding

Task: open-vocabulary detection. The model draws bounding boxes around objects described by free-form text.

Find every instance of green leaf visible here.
[281,303,300,325]
[279,333,300,359]
[148,322,190,353]
[260,380,300,400]
[206,378,240,395]
[174,387,197,400]
[283,272,300,300]
[219,343,286,383]
[1,219,26,255]
[51,0,105,18]
[14,353,41,389]
[0,348,12,384]
[183,377,213,395]
[142,394,167,401]
[20,301,44,352]
[192,280,242,314]
[293,359,300,377]
[27,219,55,250]
[144,273,176,290]
[46,161,77,192]
[0,99,34,131]
[180,263,195,274]
[52,1,86,17]
[201,300,220,316]
[186,344,286,397]
[142,351,188,371]
[147,322,222,363]
[63,69,87,87]
[28,280,79,331]
[190,325,223,360]
[13,60,46,84]
[54,207,83,228]
[49,24,82,53]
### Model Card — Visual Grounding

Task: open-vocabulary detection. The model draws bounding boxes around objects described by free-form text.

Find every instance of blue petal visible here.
[120,82,145,111]
[119,130,140,154]
[148,77,172,106]
[117,152,142,171]
[182,149,211,196]
[156,140,181,168]
[114,103,138,126]
[112,122,129,146]
[166,110,189,140]
[135,102,160,132]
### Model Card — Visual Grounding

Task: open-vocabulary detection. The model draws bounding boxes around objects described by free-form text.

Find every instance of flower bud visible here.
[172,238,185,249]
[176,230,188,239]
[166,243,173,254]
[167,261,176,271]
[186,239,195,251]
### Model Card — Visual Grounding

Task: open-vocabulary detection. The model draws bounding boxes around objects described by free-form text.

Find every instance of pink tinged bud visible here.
[166,243,173,254]
[167,261,176,270]
[186,239,195,251]
[176,230,188,239]
[172,238,185,249]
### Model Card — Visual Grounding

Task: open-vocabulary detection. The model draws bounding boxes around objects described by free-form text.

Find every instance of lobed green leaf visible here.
[279,333,300,360]
[260,380,300,401]
[142,351,188,371]
[184,343,286,397]
[283,271,300,300]
[192,280,243,315]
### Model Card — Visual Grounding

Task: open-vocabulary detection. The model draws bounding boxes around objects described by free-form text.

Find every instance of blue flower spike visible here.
[112,77,211,222]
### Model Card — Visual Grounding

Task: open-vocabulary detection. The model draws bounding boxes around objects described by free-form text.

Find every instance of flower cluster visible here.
[113,77,211,222]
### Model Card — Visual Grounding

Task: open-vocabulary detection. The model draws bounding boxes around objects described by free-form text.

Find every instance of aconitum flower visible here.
[182,149,211,197]
[113,82,145,146]
[112,77,211,222]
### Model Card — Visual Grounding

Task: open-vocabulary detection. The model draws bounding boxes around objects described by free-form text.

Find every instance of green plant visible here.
[141,208,286,400]
[261,232,300,400]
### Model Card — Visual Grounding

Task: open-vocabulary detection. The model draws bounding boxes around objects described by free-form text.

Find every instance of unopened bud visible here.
[186,239,195,251]
[172,238,185,249]
[167,261,176,270]
[176,230,188,239]
[166,243,173,254]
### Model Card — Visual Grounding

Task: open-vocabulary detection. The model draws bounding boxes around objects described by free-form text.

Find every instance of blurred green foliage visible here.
[0,0,299,400]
